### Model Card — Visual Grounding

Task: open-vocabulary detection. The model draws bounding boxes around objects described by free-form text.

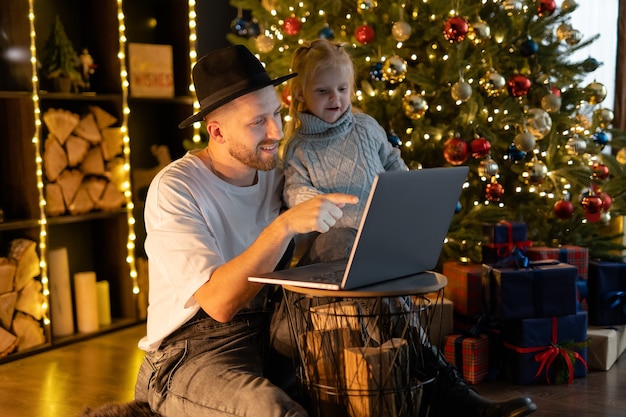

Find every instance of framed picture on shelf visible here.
[128,43,174,98]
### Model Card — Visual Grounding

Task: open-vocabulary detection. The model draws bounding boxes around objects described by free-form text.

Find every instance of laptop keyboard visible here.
[309,269,344,284]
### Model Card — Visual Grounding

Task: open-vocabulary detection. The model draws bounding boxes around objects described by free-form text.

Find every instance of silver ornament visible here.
[525,108,553,140]
[478,159,499,177]
[523,160,548,184]
[451,80,473,102]
[514,131,536,152]
[565,136,587,156]
[541,93,562,113]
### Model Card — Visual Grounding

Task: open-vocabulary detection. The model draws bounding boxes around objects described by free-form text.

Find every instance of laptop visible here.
[249,166,469,290]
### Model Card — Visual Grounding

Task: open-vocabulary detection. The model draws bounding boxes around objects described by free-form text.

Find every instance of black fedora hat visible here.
[178,45,296,128]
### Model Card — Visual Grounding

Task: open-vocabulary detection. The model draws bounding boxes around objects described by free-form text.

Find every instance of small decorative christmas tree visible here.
[40,16,83,92]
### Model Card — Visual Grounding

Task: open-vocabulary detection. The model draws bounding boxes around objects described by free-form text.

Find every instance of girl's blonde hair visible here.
[282,39,356,152]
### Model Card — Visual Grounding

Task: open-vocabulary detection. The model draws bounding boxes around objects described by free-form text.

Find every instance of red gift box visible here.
[443,261,484,317]
[444,333,489,384]
[527,245,588,279]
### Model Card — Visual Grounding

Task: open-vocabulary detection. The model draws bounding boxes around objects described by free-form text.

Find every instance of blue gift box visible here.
[500,312,588,385]
[482,262,578,320]
[587,260,626,326]
[482,221,532,264]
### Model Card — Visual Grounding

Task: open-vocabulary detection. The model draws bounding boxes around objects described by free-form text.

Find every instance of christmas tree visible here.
[40,16,83,89]
[227,0,626,263]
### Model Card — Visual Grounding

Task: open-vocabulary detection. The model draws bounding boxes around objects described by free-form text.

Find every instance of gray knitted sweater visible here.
[283,106,408,229]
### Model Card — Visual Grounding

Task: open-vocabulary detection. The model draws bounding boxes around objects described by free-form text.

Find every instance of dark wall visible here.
[196,0,237,56]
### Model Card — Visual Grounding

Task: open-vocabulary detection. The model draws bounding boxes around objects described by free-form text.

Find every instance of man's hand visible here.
[281,193,359,234]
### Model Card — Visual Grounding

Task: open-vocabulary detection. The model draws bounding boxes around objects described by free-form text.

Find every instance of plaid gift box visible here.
[482,221,532,264]
[443,261,484,317]
[527,245,589,279]
[482,261,578,320]
[444,333,490,384]
[587,260,626,326]
[500,312,588,385]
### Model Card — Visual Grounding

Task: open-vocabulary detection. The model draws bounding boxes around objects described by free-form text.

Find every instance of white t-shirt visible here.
[138,150,284,352]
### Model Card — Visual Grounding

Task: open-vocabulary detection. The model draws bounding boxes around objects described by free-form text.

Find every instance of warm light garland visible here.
[188,0,201,143]
[28,0,50,327]
[116,0,139,298]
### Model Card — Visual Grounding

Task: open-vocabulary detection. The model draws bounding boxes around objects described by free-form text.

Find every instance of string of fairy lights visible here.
[28,0,50,327]
[25,1,199,330]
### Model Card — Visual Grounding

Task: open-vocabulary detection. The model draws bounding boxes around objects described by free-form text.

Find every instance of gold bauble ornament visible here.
[556,23,572,41]
[382,55,407,84]
[391,21,412,42]
[522,159,548,184]
[566,29,582,46]
[480,70,506,97]
[451,80,472,102]
[514,131,536,152]
[357,0,378,12]
[595,108,615,129]
[467,20,491,44]
[255,35,274,53]
[541,93,562,113]
[616,148,626,164]
[585,81,607,105]
[402,94,429,120]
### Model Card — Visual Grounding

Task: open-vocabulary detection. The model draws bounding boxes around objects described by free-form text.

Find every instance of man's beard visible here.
[229,141,278,171]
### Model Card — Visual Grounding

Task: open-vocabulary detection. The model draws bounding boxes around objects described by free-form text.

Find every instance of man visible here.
[133,45,537,417]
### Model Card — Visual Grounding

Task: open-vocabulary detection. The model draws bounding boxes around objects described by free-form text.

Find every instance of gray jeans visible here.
[134,301,308,417]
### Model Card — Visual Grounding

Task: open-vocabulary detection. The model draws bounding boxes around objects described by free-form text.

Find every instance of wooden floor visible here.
[0,323,624,417]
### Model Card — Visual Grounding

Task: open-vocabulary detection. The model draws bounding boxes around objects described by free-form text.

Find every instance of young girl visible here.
[282,38,408,264]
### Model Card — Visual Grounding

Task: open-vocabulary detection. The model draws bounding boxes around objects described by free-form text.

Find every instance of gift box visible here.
[527,245,589,279]
[587,325,626,371]
[482,262,578,320]
[426,296,453,348]
[587,260,626,326]
[482,221,532,264]
[442,261,484,317]
[444,333,490,384]
[500,312,588,385]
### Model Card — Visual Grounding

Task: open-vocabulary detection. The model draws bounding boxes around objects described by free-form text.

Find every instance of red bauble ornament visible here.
[355,24,375,44]
[443,16,469,43]
[283,16,301,36]
[581,194,603,214]
[550,86,561,97]
[486,182,504,201]
[470,137,491,158]
[538,0,557,17]
[600,192,612,210]
[553,200,574,219]
[443,137,469,165]
[591,163,610,180]
[507,74,532,97]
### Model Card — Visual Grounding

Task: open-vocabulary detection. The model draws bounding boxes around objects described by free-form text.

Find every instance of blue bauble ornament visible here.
[582,57,600,72]
[455,201,462,213]
[230,17,249,37]
[520,38,538,56]
[387,131,402,148]
[246,21,261,38]
[370,62,384,81]
[318,25,335,39]
[506,144,526,162]
[593,131,609,146]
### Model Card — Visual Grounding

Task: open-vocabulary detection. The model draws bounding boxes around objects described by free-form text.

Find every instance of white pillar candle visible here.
[48,248,75,337]
[96,280,112,326]
[74,271,99,333]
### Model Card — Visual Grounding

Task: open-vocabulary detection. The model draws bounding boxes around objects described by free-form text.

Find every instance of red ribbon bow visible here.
[503,316,587,384]
[487,221,533,258]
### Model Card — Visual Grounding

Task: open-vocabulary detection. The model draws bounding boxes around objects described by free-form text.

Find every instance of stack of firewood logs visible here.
[0,239,46,357]
[42,105,126,216]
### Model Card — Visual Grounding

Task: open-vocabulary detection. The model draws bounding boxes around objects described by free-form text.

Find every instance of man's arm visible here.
[194,193,358,322]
